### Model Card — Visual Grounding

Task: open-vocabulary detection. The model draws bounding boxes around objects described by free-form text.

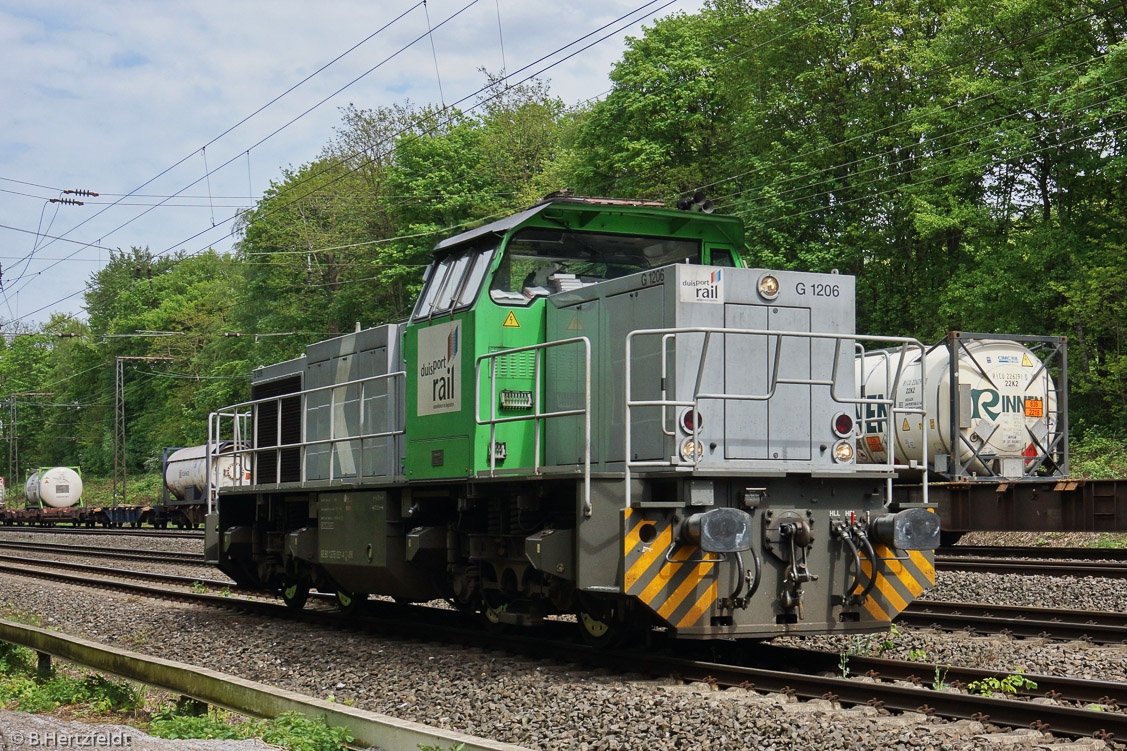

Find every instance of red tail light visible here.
[832,412,854,438]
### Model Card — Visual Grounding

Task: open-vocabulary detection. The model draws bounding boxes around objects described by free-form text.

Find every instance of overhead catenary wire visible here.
[0,0,674,312]
[718,82,1127,217]
[1,0,685,323]
[424,0,447,108]
[494,0,508,77]
[1,0,485,307]
[4,0,1115,327]
[157,0,680,264]
[0,2,429,312]
[9,3,426,266]
[186,0,1098,264]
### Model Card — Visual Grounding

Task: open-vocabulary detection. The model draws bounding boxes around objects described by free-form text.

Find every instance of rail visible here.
[207,371,406,512]
[476,337,592,517]
[3,559,1119,740]
[624,328,929,508]
[0,618,528,751]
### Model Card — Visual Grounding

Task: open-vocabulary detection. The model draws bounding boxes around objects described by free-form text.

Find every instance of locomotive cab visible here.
[403,197,746,481]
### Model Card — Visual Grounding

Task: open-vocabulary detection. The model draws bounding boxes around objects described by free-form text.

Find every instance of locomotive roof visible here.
[432,196,745,253]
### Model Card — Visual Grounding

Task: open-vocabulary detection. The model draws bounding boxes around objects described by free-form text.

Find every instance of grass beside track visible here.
[0,641,353,751]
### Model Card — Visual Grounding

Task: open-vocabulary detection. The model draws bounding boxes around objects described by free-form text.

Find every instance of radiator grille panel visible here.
[489,348,535,379]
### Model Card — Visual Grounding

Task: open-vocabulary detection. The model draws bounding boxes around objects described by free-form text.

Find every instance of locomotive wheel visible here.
[334,589,366,615]
[577,611,621,646]
[281,578,310,610]
[479,603,510,634]
[576,601,630,648]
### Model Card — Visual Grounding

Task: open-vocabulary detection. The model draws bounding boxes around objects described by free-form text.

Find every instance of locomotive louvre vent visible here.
[489,348,535,379]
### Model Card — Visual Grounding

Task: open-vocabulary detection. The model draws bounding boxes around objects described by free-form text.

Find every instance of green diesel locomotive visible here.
[207,196,939,642]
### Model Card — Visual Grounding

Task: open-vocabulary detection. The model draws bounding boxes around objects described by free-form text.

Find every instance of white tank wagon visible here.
[855,333,1067,480]
[164,442,249,503]
[25,467,84,509]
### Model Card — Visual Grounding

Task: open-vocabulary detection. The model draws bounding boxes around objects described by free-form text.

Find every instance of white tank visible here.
[25,467,84,508]
[164,444,248,500]
[855,339,1057,478]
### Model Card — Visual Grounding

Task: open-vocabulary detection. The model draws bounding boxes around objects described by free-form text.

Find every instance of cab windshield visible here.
[412,242,495,321]
[489,227,700,304]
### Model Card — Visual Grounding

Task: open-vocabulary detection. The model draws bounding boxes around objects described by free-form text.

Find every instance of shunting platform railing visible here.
[624,328,929,509]
[476,336,592,517]
[206,371,406,513]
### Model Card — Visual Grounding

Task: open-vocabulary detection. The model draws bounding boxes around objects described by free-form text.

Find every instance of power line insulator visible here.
[49,198,84,206]
[63,189,99,197]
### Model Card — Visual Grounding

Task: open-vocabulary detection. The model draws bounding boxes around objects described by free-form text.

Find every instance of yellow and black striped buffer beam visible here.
[622,508,718,629]
[856,546,936,621]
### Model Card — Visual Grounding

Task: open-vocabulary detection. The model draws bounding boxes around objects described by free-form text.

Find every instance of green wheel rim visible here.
[580,612,610,638]
[483,603,507,624]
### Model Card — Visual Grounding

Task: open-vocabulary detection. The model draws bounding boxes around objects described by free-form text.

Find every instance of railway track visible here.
[0,525,204,539]
[901,600,1127,643]
[936,555,1127,578]
[940,545,1127,561]
[11,542,1124,577]
[0,552,1122,644]
[0,540,206,565]
[0,557,1121,740]
[0,554,229,588]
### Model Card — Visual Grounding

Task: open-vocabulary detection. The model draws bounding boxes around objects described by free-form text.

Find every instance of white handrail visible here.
[624,327,930,508]
[208,371,406,496]
[475,337,592,517]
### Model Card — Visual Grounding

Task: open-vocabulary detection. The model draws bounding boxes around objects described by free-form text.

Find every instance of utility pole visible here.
[6,392,54,488]
[113,357,172,506]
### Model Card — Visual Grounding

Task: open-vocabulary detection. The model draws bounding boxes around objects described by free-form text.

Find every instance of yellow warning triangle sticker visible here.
[1021,353,1033,367]
[503,311,520,328]
[901,418,911,431]
[568,314,583,331]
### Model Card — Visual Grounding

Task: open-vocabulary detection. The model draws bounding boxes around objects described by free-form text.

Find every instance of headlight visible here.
[680,437,704,462]
[832,439,854,463]
[757,274,780,300]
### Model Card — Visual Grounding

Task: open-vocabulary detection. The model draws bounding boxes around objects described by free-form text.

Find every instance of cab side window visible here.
[709,248,736,267]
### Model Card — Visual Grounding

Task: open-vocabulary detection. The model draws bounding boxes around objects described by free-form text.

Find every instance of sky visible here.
[0,0,702,328]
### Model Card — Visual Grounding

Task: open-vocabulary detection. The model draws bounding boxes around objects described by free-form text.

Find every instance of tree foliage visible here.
[4,2,1126,480]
